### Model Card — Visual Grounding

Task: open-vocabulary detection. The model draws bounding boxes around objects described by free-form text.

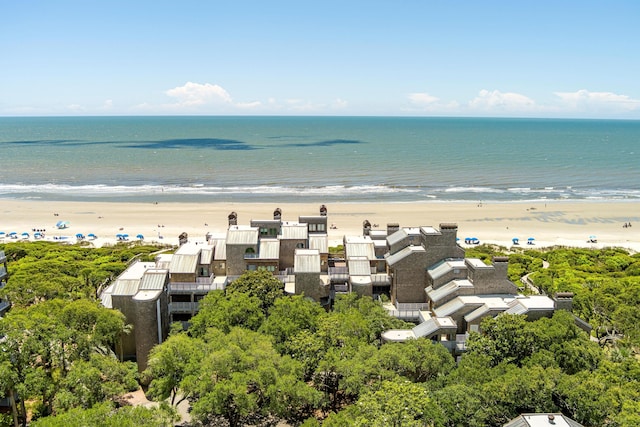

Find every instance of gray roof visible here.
[294,249,320,273]
[227,226,259,245]
[199,247,214,264]
[132,289,162,302]
[348,257,372,276]
[427,259,467,280]
[420,226,440,235]
[504,413,584,427]
[385,245,425,267]
[281,223,308,240]
[139,269,168,291]
[386,229,408,246]
[169,253,198,274]
[412,316,457,338]
[211,239,227,260]
[426,279,474,304]
[309,234,328,253]
[258,239,280,259]
[111,261,154,296]
[344,236,376,260]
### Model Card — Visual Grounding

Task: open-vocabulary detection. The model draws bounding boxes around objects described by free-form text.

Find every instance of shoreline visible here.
[1,199,639,252]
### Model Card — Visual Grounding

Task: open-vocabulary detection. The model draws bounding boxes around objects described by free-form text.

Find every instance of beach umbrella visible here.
[122,234,129,238]
[76,233,85,239]
[34,232,42,239]
[512,238,519,244]
[0,232,5,237]
[116,233,123,238]
[88,233,97,239]
[136,234,144,240]
[9,232,17,237]
[589,235,597,239]
[528,237,535,241]
[21,232,29,237]
[56,220,70,229]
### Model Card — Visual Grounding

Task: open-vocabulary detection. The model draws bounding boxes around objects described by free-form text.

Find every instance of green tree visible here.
[143,333,204,406]
[188,290,265,336]
[225,269,285,314]
[323,380,445,427]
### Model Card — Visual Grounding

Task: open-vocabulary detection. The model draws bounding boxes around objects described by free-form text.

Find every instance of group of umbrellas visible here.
[512,237,536,245]
[116,233,145,241]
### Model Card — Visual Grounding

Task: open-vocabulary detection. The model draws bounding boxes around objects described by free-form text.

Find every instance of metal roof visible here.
[294,249,320,273]
[504,414,583,427]
[420,226,440,235]
[199,247,214,264]
[155,254,172,269]
[112,279,140,296]
[386,229,408,246]
[211,238,227,260]
[281,223,308,240]
[385,245,425,267]
[426,279,474,304]
[139,269,168,291]
[169,253,198,274]
[348,257,372,276]
[258,239,280,259]
[226,226,259,245]
[350,275,372,285]
[111,261,154,296]
[345,236,376,260]
[309,234,328,253]
[428,259,467,280]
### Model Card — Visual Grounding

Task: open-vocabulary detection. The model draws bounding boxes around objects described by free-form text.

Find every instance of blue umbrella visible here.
[88,233,97,239]
[76,233,85,239]
[21,232,30,237]
[512,238,519,244]
[136,234,144,240]
[9,232,17,236]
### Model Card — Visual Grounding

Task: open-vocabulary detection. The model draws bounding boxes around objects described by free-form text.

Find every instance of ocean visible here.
[0,116,638,203]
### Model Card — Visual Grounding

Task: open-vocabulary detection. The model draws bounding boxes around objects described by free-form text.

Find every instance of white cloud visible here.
[408,92,440,105]
[554,89,640,112]
[165,82,232,107]
[468,89,536,111]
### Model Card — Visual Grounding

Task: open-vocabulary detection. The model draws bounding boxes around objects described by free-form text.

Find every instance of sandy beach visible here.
[1,199,639,252]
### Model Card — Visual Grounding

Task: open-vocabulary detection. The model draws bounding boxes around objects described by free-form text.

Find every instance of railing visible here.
[0,267,7,280]
[244,253,259,259]
[0,250,5,262]
[169,275,221,293]
[169,302,200,313]
[0,299,11,315]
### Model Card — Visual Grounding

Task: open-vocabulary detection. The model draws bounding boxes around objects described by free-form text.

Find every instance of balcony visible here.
[169,275,225,294]
[169,301,200,314]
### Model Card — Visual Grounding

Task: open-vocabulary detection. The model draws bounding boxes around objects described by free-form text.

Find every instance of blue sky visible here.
[2,1,640,118]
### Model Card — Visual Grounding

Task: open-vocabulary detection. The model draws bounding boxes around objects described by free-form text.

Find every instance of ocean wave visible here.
[1,183,639,202]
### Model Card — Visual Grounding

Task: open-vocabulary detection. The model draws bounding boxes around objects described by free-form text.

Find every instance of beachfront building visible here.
[100,262,170,371]
[374,222,590,353]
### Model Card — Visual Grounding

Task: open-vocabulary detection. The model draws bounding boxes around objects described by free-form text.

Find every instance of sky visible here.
[2,1,640,118]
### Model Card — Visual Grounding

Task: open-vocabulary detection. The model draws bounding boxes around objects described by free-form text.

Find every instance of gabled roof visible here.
[427,259,466,280]
[345,236,376,260]
[226,225,259,245]
[426,279,474,304]
[281,223,308,240]
[386,228,408,246]
[309,234,328,253]
[348,257,372,276]
[258,239,280,259]
[294,249,320,273]
[139,269,168,290]
[169,253,198,274]
[385,245,425,267]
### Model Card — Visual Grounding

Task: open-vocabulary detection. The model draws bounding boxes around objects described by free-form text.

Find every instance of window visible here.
[308,223,317,232]
[317,223,326,231]
[260,227,269,236]
[245,248,255,254]
[296,242,305,249]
